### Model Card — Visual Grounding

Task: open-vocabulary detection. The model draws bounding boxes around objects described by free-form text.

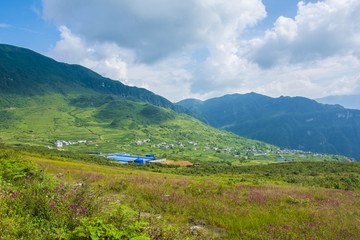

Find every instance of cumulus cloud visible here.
[43,0,266,63]
[44,0,266,100]
[50,26,130,82]
[44,0,360,101]
[247,0,360,68]
[50,26,194,101]
[250,56,360,98]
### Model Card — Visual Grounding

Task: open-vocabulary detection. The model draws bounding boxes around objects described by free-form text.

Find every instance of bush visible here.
[70,206,150,240]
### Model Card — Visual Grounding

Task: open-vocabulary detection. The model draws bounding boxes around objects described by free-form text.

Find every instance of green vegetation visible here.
[0,146,186,239]
[0,92,347,164]
[1,43,358,239]
[0,43,190,114]
[14,145,360,191]
[1,144,360,239]
[0,43,350,164]
[177,93,360,161]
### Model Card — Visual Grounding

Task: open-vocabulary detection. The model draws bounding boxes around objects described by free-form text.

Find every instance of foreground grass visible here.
[1,148,192,239]
[1,146,360,239]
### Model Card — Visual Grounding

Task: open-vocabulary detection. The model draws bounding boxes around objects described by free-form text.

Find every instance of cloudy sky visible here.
[1,0,360,102]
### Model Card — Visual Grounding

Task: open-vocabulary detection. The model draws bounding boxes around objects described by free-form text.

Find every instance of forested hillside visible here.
[177,93,360,161]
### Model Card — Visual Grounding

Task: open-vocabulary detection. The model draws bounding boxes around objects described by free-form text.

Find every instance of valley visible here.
[0,44,359,239]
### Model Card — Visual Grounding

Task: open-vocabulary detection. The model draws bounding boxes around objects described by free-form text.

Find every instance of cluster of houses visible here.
[54,140,91,148]
[146,142,198,150]
[138,139,235,153]
[203,144,231,152]
[128,138,332,161]
[134,139,151,145]
[151,142,175,149]
[148,141,199,150]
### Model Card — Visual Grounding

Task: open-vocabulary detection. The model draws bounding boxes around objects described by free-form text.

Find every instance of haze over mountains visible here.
[316,95,360,110]
[177,93,360,161]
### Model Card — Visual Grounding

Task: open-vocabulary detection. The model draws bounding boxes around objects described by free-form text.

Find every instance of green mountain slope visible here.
[177,93,360,161]
[0,93,347,163]
[0,44,346,163]
[0,44,190,114]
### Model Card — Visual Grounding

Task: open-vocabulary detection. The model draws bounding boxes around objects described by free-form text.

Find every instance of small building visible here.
[134,158,148,164]
[276,158,294,162]
[54,140,63,148]
[104,153,165,164]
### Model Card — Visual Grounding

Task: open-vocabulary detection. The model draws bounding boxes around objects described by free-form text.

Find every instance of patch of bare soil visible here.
[161,160,193,167]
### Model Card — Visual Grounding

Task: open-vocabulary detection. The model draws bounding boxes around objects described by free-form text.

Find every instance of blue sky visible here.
[1,0,360,101]
[0,0,56,52]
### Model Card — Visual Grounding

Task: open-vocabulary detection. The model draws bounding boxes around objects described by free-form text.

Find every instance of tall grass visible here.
[0,147,191,239]
[35,154,360,239]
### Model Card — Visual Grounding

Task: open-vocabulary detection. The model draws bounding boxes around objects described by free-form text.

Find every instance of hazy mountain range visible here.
[177,93,360,161]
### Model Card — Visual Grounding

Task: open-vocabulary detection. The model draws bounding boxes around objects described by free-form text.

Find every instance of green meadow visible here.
[1,144,359,239]
[0,93,348,165]
[1,43,358,240]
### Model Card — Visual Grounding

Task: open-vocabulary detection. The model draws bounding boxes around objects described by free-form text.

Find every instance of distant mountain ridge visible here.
[177,93,360,161]
[316,95,360,110]
[0,44,190,114]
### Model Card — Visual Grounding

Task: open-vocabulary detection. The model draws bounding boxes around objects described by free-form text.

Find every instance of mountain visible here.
[316,95,360,110]
[0,45,286,162]
[0,44,190,114]
[0,44,349,163]
[177,93,360,161]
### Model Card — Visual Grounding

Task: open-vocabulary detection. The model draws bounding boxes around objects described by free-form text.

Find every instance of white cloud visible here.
[0,23,11,28]
[44,0,266,101]
[44,0,360,101]
[247,0,360,68]
[249,56,360,98]
[236,0,360,99]
[50,26,130,82]
[127,59,193,101]
[50,26,194,101]
[43,0,265,63]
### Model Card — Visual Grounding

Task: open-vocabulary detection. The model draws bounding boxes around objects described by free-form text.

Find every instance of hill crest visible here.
[0,44,190,114]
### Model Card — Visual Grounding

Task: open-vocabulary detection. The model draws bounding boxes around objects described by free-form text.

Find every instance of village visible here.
[52,137,335,164]
[130,138,328,162]
[54,140,92,148]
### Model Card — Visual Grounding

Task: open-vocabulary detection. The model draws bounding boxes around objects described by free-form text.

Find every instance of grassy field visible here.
[0,93,349,166]
[1,145,359,239]
[1,44,357,239]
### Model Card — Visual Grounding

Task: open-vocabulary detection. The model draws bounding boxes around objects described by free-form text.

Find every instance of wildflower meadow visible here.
[1,145,360,239]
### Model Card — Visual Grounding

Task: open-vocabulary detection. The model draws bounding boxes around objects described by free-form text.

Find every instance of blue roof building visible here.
[105,153,165,164]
